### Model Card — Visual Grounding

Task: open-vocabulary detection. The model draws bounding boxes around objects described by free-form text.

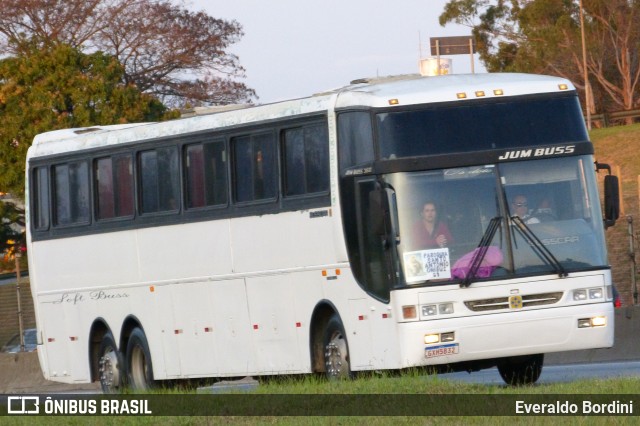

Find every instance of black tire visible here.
[98,331,125,393]
[322,314,352,380]
[497,354,544,386]
[125,327,156,390]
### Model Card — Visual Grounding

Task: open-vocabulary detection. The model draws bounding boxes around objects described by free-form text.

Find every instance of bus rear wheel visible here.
[126,328,156,390]
[98,331,125,393]
[323,314,352,380]
[497,354,544,386]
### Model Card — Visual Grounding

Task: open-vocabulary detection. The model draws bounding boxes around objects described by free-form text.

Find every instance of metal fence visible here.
[0,276,36,350]
[590,109,640,127]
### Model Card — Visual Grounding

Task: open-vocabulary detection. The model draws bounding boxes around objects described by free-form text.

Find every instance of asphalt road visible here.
[437,360,640,385]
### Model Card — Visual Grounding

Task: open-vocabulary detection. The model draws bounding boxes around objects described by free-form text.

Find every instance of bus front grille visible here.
[464,292,564,312]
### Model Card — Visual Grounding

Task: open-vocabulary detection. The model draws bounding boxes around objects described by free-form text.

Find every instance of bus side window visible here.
[282,123,329,197]
[232,132,277,203]
[52,161,90,226]
[95,155,134,220]
[32,166,50,231]
[337,112,374,174]
[185,140,228,209]
[138,147,180,214]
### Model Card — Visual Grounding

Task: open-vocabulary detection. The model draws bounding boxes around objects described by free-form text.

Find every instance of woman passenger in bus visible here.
[411,201,453,249]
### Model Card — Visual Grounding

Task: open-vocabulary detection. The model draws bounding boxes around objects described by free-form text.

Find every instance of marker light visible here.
[558,84,569,90]
[388,98,399,105]
[475,91,485,97]
[402,305,417,320]
[456,92,467,99]
[493,89,504,96]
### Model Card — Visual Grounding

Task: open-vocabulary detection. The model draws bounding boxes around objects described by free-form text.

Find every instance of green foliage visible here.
[440,0,581,75]
[440,0,640,114]
[0,40,168,197]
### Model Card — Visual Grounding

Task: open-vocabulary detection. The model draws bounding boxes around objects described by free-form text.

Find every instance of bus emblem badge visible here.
[509,295,523,309]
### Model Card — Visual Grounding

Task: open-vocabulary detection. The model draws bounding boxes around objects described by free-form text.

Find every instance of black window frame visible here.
[28,113,331,241]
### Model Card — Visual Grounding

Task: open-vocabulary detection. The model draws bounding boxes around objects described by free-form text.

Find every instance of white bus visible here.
[26,73,619,392]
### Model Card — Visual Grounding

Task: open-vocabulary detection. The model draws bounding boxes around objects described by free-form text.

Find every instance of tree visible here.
[0,41,169,197]
[0,0,256,107]
[439,0,640,115]
[581,0,640,113]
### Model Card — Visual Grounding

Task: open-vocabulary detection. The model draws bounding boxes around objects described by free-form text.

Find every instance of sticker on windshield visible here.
[403,248,451,283]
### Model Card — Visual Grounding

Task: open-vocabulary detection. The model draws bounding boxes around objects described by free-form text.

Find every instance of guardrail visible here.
[588,108,640,127]
[0,271,29,284]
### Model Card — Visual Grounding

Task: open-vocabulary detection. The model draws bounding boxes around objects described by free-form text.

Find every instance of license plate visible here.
[425,343,459,358]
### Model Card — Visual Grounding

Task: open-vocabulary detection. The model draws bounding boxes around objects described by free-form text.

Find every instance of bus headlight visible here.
[439,303,454,315]
[421,305,437,316]
[589,288,603,299]
[573,289,587,301]
[573,287,604,301]
[420,303,454,317]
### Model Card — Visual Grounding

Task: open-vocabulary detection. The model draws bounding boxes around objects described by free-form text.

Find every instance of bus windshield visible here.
[376,95,587,159]
[387,156,607,286]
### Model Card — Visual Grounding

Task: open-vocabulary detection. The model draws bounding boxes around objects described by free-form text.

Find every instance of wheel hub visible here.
[99,350,121,390]
[325,335,349,378]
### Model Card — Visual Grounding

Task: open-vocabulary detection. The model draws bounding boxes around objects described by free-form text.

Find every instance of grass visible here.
[591,123,640,186]
[4,373,639,425]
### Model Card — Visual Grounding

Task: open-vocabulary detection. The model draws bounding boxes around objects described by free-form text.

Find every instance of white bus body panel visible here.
[30,207,353,381]
[392,271,614,368]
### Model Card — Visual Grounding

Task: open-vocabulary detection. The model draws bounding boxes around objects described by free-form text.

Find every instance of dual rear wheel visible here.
[98,327,155,393]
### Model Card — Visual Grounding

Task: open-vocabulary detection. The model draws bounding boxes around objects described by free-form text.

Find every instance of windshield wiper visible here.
[461,216,502,288]
[510,215,567,278]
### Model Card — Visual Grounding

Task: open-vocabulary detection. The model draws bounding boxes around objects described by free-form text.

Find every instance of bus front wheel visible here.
[497,354,544,386]
[125,328,156,390]
[323,314,352,380]
[98,331,125,393]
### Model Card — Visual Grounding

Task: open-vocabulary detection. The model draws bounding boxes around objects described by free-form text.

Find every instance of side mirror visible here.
[603,174,619,228]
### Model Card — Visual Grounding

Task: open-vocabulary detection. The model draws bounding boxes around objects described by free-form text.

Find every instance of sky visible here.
[189,0,485,104]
